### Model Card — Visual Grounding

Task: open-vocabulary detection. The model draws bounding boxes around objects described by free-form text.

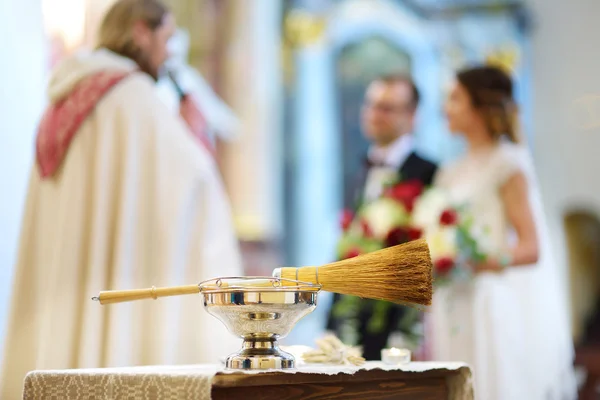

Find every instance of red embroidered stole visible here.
[36,70,132,178]
[179,94,217,158]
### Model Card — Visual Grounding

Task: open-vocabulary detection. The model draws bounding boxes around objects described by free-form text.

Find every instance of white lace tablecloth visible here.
[23,361,473,400]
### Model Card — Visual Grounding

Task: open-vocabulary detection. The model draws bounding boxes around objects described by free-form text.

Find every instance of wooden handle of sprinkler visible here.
[94,284,201,305]
[93,280,302,305]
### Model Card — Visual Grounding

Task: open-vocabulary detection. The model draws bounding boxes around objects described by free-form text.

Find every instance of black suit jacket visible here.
[399,152,438,186]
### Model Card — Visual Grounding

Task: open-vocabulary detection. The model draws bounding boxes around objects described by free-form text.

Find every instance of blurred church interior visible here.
[1,0,600,395]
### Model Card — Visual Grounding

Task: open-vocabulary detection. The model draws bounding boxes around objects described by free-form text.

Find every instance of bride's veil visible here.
[513,138,578,398]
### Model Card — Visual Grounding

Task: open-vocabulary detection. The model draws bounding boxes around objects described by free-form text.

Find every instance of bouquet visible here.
[337,179,425,261]
[333,179,429,348]
[412,188,492,285]
[337,180,490,285]
[332,180,492,347]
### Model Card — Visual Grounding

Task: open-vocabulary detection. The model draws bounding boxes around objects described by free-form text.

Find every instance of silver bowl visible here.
[199,277,320,370]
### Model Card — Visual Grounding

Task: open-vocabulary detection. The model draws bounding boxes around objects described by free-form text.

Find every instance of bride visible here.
[430,66,577,399]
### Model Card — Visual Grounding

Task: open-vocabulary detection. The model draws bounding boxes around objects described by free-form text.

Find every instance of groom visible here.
[328,74,437,360]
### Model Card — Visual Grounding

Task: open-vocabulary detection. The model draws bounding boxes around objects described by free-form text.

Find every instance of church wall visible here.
[0,0,47,363]
[528,0,600,337]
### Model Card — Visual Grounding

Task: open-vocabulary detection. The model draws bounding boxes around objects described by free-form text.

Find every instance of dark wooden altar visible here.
[212,367,469,400]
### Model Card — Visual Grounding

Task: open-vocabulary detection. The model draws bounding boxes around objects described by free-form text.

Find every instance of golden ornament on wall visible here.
[284,9,327,48]
[485,46,519,74]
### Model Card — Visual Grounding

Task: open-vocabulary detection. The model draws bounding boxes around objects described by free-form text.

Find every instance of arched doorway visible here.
[564,210,600,399]
[564,211,600,341]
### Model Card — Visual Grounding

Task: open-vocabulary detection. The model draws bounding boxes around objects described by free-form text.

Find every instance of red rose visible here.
[407,227,423,241]
[440,209,458,226]
[360,219,374,238]
[434,257,455,276]
[340,209,354,231]
[345,247,361,259]
[384,180,424,211]
[385,227,409,247]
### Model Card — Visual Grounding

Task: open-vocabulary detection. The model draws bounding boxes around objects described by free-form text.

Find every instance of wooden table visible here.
[575,346,600,400]
[23,362,472,400]
[212,367,469,399]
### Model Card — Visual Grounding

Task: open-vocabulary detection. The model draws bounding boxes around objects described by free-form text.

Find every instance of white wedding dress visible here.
[430,141,577,399]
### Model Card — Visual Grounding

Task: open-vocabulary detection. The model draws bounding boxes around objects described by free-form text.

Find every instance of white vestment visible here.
[0,49,242,399]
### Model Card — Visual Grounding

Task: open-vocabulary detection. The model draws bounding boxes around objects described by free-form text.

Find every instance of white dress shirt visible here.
[363,134,414,203]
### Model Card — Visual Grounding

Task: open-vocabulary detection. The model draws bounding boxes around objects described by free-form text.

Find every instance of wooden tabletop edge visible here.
[212,367,463,388]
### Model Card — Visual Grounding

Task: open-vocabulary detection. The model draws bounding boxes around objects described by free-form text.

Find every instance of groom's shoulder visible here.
[409,150,438,171]
[403,150,438,186]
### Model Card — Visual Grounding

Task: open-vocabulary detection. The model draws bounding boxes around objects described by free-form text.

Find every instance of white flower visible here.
[412,188,452,230]
[425,226,458,259]
[359,198,410,240]
[467,223,494,255]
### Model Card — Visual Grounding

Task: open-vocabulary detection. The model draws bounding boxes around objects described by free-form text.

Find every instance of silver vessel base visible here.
[226,339,295,370]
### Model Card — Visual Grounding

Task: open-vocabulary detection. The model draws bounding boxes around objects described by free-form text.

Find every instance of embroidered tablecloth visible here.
[23,361,473,400]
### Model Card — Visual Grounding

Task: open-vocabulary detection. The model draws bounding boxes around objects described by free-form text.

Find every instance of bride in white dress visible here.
[430,66,577,399]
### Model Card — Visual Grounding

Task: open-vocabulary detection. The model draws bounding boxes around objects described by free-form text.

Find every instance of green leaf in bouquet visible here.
[336,233,356,260]
[393,314,424,351]
[461,215,474,230]
[333,296,376,346]
[381,174,401,190]
[397,307,421,335]
[456,221,488,265]
[347,217,365,236]
[363,238,384,253]
[367,300,391,334]
[336,233,366,259]
[338,318,360,346]
[336,233,384,260]
[433,275,452,287]
[364,302,423,345]
[332,295,361,319]
[401,327,423,351]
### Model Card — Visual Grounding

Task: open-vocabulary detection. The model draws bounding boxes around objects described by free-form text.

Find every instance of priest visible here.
[0,1,242,398]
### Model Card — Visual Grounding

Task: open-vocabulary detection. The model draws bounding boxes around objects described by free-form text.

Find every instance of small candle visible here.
[381,347,410,365]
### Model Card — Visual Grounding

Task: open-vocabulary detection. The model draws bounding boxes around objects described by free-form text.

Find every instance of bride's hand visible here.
[472,259,504,274]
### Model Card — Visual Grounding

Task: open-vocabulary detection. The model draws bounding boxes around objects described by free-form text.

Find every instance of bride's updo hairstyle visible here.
[457,66,520,143]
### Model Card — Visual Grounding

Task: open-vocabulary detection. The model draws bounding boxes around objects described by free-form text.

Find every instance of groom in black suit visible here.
[327,74,437,360]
